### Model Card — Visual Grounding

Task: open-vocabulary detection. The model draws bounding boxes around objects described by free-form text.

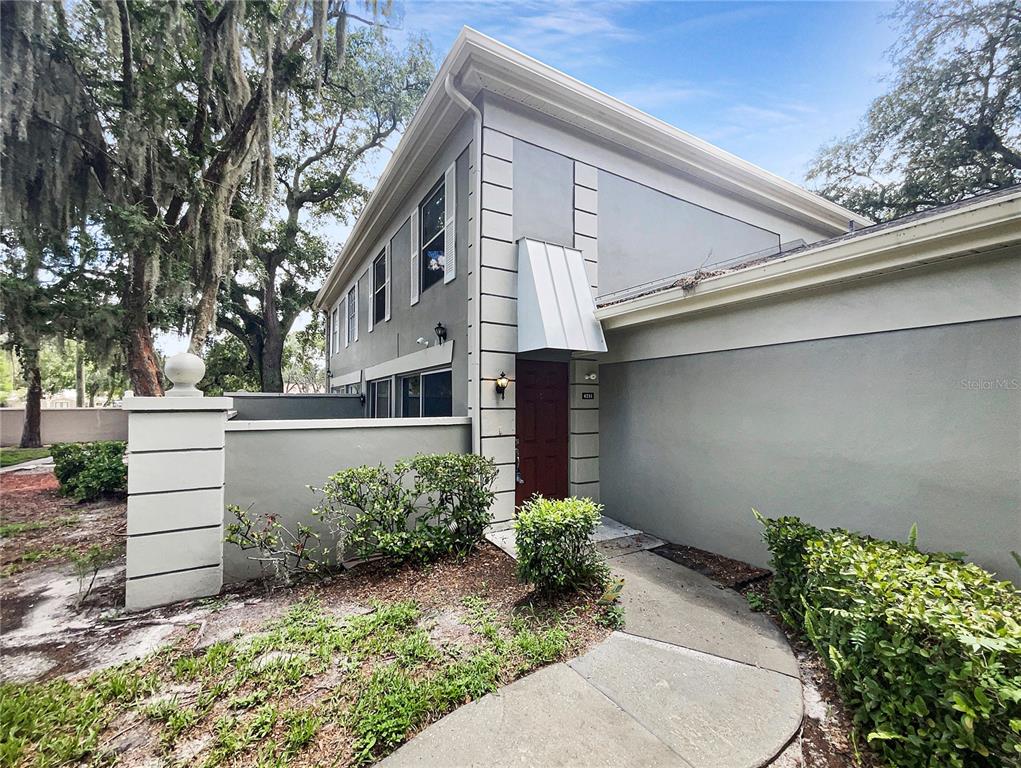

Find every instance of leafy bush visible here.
[515,496,608,594]
[757,513,1021,768]
[51,441,127,501]
[313,453,497,564]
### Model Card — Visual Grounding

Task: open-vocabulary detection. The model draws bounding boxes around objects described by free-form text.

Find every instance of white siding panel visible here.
[483,128,514,161]
[482,155,513,188]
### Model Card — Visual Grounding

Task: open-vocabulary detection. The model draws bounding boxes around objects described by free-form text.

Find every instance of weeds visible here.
[1,590,600,767]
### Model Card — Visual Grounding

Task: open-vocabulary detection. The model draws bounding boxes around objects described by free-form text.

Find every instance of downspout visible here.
[444,73,484,455]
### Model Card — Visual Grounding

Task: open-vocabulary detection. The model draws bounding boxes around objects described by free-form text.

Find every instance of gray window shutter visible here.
[443,162,456,284]
[410,209,420,305]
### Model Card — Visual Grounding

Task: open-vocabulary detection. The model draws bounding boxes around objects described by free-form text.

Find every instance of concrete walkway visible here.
[382,531,803,768]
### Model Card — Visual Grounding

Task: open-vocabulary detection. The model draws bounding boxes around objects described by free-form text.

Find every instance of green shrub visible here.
[757,513,1021,768]
[313,453,497,564]
[50,441,127,501]
[515,496,608,594]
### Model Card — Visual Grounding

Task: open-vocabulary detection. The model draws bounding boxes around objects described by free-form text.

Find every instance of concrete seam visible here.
[563,663,696,768]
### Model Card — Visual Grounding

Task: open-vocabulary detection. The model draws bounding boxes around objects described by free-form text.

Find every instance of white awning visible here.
[517,239,608,353]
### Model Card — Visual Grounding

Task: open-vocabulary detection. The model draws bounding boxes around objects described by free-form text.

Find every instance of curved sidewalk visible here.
[381,549,803,768]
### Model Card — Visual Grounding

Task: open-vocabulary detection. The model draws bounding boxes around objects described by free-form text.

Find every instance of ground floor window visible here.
[369,379,391,418]
[399,369,452,417]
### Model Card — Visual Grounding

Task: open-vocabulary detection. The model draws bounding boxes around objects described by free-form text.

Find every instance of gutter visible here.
[596,190,1021,331]
[444,73,485,454]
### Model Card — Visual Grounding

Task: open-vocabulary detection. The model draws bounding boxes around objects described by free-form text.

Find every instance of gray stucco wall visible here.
[327,120,472,416]
[512,140,574,245]
[1,407,128,446]
[600,318,1021,583]
[227,393,363,420]
[223,419,472,583]
[597,171,780,296]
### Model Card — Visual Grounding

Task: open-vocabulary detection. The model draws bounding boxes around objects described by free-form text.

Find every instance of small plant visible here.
[71,545,120,609]
[514,495,609,595]
[51,441,127,501]
[314,453,497,564]
[225,504,331,591]
[596,602,625,629]
[744,591,766,612]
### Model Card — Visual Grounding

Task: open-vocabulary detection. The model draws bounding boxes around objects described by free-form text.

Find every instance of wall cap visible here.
[225,416,471,432]
[122,397,234,412]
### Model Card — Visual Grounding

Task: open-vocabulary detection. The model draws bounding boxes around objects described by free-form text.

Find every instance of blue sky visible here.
[397,0,898,183]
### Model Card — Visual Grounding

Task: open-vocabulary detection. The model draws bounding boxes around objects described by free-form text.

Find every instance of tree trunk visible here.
[124,254,163,396]
[20,348,42,448]
[259,264,284,392]
[75,342,85,407]
[261,335,285,392]
[189,275,220,355]
[127,324,163,396]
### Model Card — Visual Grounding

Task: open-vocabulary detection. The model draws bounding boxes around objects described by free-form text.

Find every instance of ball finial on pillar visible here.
[165,352,206,397]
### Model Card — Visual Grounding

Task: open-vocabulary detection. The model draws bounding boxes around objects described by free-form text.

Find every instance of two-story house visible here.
[314,26,1020,581]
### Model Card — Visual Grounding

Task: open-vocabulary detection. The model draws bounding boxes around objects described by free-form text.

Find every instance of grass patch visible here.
[0,591,599,767]
[0,447,50,468]
[0,516,78,538]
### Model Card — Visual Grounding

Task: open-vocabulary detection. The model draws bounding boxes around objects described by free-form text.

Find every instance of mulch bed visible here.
[0,468,126,577]
[649,543,882,768]
[651,542,771,588]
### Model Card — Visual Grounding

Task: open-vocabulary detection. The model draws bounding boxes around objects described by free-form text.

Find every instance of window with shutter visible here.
[443,162,456,284]
[410,208,420,305]
[418,177,445,294]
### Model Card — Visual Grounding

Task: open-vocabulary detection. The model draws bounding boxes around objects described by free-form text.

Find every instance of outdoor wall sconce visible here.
[434,322,447,345]
[359,393,366,406]
[584,372,598,381]
[495,372,510,399]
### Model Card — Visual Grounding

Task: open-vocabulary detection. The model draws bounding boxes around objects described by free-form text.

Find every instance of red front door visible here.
[515,360,569,507]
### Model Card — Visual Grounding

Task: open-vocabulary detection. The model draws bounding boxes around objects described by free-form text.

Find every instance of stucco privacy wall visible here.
[599,251,1021,583]
[1,407,127,447]
[222,418,472,583]
[327,115,472,416]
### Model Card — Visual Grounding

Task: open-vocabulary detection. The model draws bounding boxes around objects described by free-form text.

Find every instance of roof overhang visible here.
[315,27,871,311]
[517,240,607,354]
[595,189,1021,330]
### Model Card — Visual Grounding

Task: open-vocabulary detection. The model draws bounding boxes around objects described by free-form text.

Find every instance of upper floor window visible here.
[346,286,357,345]
[331,306,340,352]
[420,179,446,294]
[373,250,387,325]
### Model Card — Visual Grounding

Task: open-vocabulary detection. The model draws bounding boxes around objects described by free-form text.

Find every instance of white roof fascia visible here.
[316,27,871,311]
[596,190,1021,330]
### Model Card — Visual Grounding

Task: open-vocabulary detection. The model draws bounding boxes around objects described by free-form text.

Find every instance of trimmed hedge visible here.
[515,496,608,594]
[757,513,1021,768]
[51,441,127,502]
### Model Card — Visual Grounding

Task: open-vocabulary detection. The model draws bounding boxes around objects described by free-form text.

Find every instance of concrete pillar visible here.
[122,353,233,610]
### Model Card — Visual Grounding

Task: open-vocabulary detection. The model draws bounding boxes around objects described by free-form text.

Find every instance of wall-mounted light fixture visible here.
[434,322,447,345]
[495,372,510,400]
[584,372,598,382]
[359,393,366,406]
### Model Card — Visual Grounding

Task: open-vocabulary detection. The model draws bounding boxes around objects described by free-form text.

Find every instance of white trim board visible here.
[226,416,472,432]
[601,248,1021,365]
[363,341,454,382]
[329,370,362,388]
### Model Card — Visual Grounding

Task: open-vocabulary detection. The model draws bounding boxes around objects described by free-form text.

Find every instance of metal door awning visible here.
[517,239,607,353]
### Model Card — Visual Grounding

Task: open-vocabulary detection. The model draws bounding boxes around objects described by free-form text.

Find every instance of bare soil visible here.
[0,467,126,578]
[651,543,882,768]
